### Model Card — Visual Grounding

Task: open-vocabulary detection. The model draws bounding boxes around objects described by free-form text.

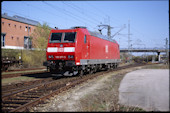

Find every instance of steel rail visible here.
[2,63,148,112]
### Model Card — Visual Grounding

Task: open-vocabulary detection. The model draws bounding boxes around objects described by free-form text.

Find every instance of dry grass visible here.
[29,63,168,112]
[144,63,169,69]
[78,72,145,112]
[78,63,169,111]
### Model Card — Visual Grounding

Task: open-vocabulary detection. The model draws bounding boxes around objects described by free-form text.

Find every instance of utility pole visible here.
[165,38,169,58]
[98,24,113,38]
[111,24,126,38]
[98,24,126,39]
[108,25,111,37]
[128,20,132,62]
[128,20,131,52]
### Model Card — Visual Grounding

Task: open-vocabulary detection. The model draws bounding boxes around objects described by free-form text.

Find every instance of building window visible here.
[11,36,14,40]
[20,26,22,29]
[28,27,31,32]
[14,24,16,28]
[2,22,4,25]
[24,36,32,49]
[8,23,11,27]
[25,26,27,31]
[1,34,5,47]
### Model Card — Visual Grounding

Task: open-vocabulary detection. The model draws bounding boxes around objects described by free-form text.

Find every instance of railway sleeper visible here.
[2,104,20,108]
[2,108,14,112]
[24,92,44,96]
[8,98,32,101]
[18,94,42,99]
[23,91,43,95]
[2,100,28,105]
[16,95,40,99]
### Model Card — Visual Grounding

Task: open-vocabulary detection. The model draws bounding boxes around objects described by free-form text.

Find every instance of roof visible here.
[51,26,117,43]
[88,30,117,43]
[1,13,40,26]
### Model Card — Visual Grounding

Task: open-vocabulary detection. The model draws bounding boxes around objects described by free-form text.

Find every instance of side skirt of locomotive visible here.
[78,59,121,75]
[44,59,121,77]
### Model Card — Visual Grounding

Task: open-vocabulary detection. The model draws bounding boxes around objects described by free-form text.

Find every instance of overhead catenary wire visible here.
[5,1,96,29]
[1,8,59,28]
[24,2,86,28]
[62,1,101,25]
[24,2,69,28]
[85,1,122,26]
[84,2,139,47]
[2,1,123,31]
[66,1,107,30]
[42,1,97,29]
[84,1,145,42]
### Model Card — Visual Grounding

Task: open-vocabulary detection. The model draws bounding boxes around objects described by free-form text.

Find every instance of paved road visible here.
[119,69,169,111]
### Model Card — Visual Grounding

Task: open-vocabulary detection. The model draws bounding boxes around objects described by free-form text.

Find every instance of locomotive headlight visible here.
[68,55,74,59]
[48,55,54,59]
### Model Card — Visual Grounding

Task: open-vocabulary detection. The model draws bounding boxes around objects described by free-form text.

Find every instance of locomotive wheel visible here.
[93,65,97,73]
[108,64,112,70]
[116,63,119,68]
[103,64,108,71]
[110,63,114,70]
[89,68,94,74]
[79,70,84,76]
[114,63,118,68]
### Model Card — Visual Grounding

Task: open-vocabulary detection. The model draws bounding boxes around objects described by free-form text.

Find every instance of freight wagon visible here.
[44,26,120,76]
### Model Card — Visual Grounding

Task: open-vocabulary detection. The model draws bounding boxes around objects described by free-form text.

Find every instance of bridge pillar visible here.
[152,55,155,63]
[157,52,161,62]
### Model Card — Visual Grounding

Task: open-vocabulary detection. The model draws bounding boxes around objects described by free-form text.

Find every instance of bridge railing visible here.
[120,48,167,50]
[120,48,169,52]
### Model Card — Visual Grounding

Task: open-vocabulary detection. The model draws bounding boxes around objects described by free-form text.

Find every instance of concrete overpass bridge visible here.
[120,48,169,62]
[120,48,168,53]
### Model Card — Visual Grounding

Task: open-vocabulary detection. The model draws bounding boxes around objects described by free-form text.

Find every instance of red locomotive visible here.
[44,26,120,76]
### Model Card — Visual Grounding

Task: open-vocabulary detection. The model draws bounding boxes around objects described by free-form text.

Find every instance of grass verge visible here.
[78,63,168,111]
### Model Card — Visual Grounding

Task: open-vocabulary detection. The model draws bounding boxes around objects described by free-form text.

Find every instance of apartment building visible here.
[1,13,40,49]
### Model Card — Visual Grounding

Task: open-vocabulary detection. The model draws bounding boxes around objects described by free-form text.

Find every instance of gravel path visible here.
[119,69,169,111]
[31,73,112,112]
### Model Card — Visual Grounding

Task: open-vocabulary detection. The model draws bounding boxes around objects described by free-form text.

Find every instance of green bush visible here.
[22,49,46,68]
[2,49,46,68]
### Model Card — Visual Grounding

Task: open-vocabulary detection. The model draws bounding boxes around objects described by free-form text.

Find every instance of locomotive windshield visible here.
[63,32,76,42]
[50,33,62,42]
[50,32,76,43]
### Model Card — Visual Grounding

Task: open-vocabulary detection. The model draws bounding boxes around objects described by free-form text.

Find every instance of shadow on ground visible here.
[21,72,53,78]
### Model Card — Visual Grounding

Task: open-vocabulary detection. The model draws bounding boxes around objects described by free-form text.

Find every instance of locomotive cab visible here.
[45,28,80,75]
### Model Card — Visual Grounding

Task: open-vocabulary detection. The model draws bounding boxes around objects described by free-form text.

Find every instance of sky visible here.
[1,0,169,51]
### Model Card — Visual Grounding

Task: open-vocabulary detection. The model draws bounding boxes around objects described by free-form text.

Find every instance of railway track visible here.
[1,68,47,79]
[1,63,147,112]
[3,67,46,72]
[2,78,53,96]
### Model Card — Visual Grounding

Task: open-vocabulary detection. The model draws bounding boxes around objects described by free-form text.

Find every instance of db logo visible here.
[58,48,64,52]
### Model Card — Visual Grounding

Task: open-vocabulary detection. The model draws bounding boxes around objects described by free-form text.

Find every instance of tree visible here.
[31,23,51,49]
[22,23,52,68]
